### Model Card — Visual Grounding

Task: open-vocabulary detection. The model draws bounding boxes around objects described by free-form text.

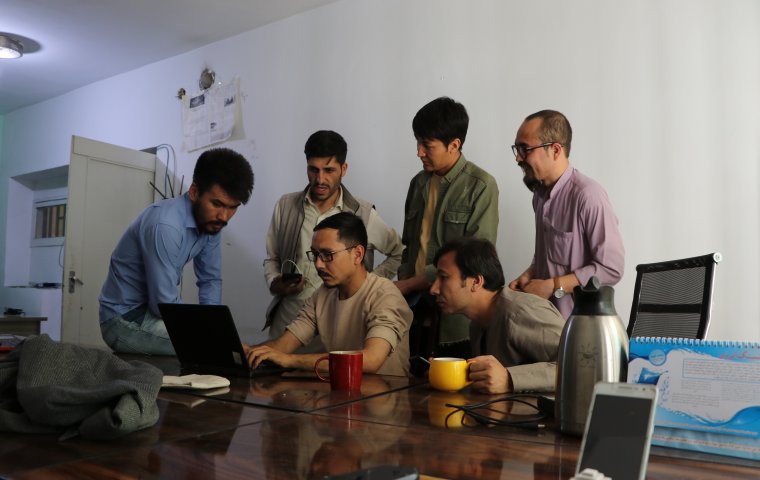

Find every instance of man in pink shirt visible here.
[508,110,625,319]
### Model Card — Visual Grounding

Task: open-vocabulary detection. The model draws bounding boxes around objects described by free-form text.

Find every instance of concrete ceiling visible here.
[0,0,341,115]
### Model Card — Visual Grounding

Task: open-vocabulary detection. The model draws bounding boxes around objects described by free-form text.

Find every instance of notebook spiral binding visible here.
[631,336,760,349]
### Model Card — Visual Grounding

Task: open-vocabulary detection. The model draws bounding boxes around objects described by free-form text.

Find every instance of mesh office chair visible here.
[627,252,721,339]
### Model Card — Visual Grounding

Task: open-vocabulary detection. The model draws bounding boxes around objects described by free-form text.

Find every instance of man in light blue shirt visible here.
[99,148,254,355]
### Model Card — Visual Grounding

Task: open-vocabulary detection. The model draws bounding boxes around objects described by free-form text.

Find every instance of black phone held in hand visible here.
[281,273,302,283]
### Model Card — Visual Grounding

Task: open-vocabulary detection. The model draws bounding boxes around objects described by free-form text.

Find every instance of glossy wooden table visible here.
[124,353,422,412]
[6,368,760,479]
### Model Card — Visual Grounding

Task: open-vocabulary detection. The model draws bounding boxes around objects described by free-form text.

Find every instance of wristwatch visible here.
[553,277,565,299]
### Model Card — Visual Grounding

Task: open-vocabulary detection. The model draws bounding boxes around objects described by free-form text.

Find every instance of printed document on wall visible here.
[182,78,239,152]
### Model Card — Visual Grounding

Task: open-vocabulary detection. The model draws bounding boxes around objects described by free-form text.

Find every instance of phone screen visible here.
[578,393,655,480]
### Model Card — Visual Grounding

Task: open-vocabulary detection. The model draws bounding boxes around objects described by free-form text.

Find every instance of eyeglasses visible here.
[511,142,556,160]
[306,245,356,263]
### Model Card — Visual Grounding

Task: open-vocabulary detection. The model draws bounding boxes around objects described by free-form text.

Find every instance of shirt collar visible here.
[540,164,574,199]
[181,193,199,230]
[439,153,467,184]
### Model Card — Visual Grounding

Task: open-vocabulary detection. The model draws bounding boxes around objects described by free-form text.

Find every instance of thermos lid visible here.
[571,276,618,316]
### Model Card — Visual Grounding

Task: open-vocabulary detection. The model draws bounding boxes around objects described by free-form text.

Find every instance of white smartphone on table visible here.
[576,381,659,480]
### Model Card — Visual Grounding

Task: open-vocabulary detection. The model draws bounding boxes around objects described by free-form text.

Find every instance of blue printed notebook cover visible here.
[628,337,760,439]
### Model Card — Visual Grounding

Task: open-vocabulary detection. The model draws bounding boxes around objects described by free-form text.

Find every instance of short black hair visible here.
[525,110,573,157]
[434,237,505,291]
[314,212,368,258]
[412,96,469,149]
[304,130,348,165]
[193,148,254,204]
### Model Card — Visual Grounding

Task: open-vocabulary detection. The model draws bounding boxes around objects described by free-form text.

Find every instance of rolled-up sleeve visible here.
[364,283,413,352]
[285,293,318,346]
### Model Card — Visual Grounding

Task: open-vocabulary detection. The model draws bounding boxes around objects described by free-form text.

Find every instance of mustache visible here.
[317,269,331,279]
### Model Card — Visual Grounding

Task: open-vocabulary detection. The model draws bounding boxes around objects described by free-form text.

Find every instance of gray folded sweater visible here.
[0,334,162,440]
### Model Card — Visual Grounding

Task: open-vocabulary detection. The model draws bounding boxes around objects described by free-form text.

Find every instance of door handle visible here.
[68,270,84,293]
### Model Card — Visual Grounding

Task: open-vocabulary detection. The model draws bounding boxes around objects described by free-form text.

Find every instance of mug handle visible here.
[314,355,330,382]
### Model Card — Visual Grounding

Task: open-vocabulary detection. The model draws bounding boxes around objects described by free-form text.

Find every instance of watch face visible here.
[553,287,565,299]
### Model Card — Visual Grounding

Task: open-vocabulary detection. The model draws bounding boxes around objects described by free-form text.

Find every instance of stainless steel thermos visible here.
[555,277,629,435]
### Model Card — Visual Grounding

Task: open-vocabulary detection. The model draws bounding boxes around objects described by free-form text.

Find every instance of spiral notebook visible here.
[628,337,760,460]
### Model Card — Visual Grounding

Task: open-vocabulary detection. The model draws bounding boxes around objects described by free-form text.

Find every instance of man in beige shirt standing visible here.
[247,212,412,376]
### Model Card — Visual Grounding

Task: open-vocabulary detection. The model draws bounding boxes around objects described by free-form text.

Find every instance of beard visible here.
[519,164,542,192]
[522,176,542,192]
[192,202,227,235]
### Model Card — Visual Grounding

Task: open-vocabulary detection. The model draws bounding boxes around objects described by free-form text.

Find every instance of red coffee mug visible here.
[314,350,363,391]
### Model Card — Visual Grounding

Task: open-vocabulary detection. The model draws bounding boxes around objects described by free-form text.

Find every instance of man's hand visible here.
[245,344,292,369]
[521,278,554,299]
[508,269,532,292]
[269,274,305,296]
[468,355,512,394]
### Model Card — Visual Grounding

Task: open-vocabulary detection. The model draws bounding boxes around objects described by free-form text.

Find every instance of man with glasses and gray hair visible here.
[508,110,624,319]
[246,212,412,376]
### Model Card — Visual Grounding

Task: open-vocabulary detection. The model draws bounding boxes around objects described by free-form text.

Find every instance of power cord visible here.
[444,393,551,429]
[281,259,302,275]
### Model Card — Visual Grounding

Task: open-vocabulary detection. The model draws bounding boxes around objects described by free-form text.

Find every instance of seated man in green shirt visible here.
[430,237,564,392]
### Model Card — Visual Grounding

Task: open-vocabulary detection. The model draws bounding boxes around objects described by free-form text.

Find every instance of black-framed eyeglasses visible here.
[306,245,356,263]
[511,142,556,160]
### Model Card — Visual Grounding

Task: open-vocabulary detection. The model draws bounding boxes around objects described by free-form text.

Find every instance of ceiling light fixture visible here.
[0,35,23,59]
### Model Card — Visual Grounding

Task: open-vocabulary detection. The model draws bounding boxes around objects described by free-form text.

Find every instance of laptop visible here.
[158,303,290,378]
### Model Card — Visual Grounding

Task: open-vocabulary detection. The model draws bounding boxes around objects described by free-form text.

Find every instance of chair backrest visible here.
[628,252,721,339]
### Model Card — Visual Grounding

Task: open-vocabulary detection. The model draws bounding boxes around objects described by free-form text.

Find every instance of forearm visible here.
[361,337,393,373]
[507,362,556,393]
[395,273,430,296]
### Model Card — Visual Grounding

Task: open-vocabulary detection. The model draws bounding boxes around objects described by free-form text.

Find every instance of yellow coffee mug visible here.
[428,357,471,392]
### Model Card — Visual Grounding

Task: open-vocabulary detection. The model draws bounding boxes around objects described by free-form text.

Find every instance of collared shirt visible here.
[263,185,404,336]
[532,166,625,319]
[99,193,222,323]
[400,153,499,343]
[264,186,403,292]
[400,154,499,283]
[470,289,565,392]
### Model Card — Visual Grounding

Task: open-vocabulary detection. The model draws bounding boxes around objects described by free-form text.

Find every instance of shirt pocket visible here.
[546,224,572,267]
[442,208,471,240]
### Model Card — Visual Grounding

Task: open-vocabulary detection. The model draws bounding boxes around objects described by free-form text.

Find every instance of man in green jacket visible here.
[395,96,499,358]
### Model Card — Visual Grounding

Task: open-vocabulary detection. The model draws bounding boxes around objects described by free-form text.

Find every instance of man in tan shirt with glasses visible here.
[247,212,412,377]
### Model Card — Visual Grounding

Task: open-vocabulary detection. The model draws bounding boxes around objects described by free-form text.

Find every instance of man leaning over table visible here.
[99,147,254,355]
[263,130,403,352]
[430,237,564,393]
[246,212,412,376]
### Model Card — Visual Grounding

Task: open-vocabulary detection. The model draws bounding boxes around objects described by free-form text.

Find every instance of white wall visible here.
[0,0,758,344]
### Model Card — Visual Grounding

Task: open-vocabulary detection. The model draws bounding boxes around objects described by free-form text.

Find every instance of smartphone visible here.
[576,382,658,480]
[281,272,302,283]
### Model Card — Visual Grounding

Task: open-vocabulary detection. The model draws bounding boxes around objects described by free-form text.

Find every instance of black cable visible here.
[442,394,549,429]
